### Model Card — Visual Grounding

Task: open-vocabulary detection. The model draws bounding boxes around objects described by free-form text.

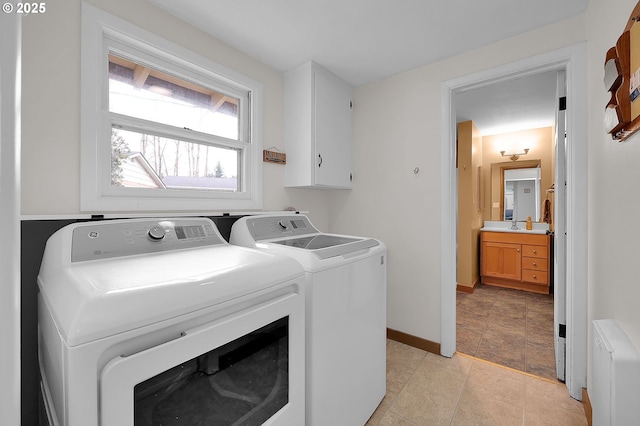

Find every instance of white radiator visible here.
[591,319,640,426]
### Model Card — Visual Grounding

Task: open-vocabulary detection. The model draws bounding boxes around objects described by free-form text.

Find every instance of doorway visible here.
[454,109,558,378]
[454,73,557,380]
[439,44,588,400]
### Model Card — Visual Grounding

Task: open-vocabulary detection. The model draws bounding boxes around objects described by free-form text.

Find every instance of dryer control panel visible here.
[70,218,224,262]
[245,215,319,241]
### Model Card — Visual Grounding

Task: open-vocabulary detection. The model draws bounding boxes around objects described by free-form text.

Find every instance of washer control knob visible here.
[278,220,288,230]
[148,225,165,241]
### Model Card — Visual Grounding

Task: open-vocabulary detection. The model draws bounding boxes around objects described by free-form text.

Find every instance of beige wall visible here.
[457,121,483,289]
[482,127,554,223]
[20,0,332,229]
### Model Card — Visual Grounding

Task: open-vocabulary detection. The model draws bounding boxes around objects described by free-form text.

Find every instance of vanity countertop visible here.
[480,221,550,235]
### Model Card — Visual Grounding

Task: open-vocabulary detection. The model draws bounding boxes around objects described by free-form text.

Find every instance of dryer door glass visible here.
[133,317,288,425]
[100,292,303,425]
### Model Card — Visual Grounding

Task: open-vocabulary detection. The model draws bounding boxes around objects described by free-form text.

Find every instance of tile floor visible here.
[367,339,587,425]
[456,284,557,381]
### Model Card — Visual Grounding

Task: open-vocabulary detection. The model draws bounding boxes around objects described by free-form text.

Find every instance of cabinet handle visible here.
[533,262,537,266]
[516,249,520,252]
[533,275,537,279]
[318,154,323,168]
[532,249,537,254]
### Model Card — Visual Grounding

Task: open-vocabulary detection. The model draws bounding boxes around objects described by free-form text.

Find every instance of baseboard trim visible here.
[387,328,441,355]
[481,278,549,294]
[582,388,592,426]
[456,278,479,293]
[456,283,475,293]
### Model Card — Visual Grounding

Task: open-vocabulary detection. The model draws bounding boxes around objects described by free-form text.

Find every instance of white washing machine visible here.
[230,214,387,426]
[38,217,306,426]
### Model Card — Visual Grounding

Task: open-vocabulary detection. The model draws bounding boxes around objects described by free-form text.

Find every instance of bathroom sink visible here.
[480,221,550,234]
[480,227,548,234]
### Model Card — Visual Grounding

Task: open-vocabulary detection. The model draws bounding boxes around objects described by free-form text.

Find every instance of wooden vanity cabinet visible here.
[481,231,551,294]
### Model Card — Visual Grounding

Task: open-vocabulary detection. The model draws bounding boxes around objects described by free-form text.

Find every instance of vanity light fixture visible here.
[500,148,529,161]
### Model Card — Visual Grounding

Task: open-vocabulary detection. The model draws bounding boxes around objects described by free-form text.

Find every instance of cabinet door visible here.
[314,71,352,188]
[481,242,522,280]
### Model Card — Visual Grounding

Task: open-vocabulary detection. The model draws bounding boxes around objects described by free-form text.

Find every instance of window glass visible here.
[111,128,240,192]
[108,55,240,140]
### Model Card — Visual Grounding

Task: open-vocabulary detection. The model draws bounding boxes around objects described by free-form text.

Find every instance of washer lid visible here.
[271,235,379,259]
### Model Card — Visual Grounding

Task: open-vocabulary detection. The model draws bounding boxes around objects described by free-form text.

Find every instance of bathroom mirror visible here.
[490,160,542,222]
[503,167,541,221]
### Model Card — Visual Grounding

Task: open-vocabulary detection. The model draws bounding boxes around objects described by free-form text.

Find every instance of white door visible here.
[554,70,567,381]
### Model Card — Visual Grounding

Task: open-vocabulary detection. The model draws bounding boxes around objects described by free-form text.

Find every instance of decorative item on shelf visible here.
[605,45,625,133]
[263,148,286,164]
[604,0,640,141]
[500,148,529,161]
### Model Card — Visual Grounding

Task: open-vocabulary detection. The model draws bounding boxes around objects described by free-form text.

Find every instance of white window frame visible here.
[80,3,263,212]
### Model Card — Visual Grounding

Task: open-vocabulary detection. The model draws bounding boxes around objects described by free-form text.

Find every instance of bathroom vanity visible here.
[480,228,552,294]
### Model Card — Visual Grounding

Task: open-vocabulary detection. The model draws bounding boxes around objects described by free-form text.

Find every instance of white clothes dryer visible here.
[38,217,305,426]
[230,214,387,426]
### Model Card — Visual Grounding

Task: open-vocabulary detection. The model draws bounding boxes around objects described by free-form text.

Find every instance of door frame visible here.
[554,69,568,381]
[0,10,22,426]
[439,43,587,400]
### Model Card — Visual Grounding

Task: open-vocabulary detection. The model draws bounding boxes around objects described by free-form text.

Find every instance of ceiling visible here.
[151,0,587,135]
[455,70,559,135]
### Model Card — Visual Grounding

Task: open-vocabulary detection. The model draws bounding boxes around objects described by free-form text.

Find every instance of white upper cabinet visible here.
[284,61,353,189]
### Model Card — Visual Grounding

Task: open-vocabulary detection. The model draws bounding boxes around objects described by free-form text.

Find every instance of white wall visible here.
[586,0,640,388]
[20,0,332,229]
[329,16,587,342]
